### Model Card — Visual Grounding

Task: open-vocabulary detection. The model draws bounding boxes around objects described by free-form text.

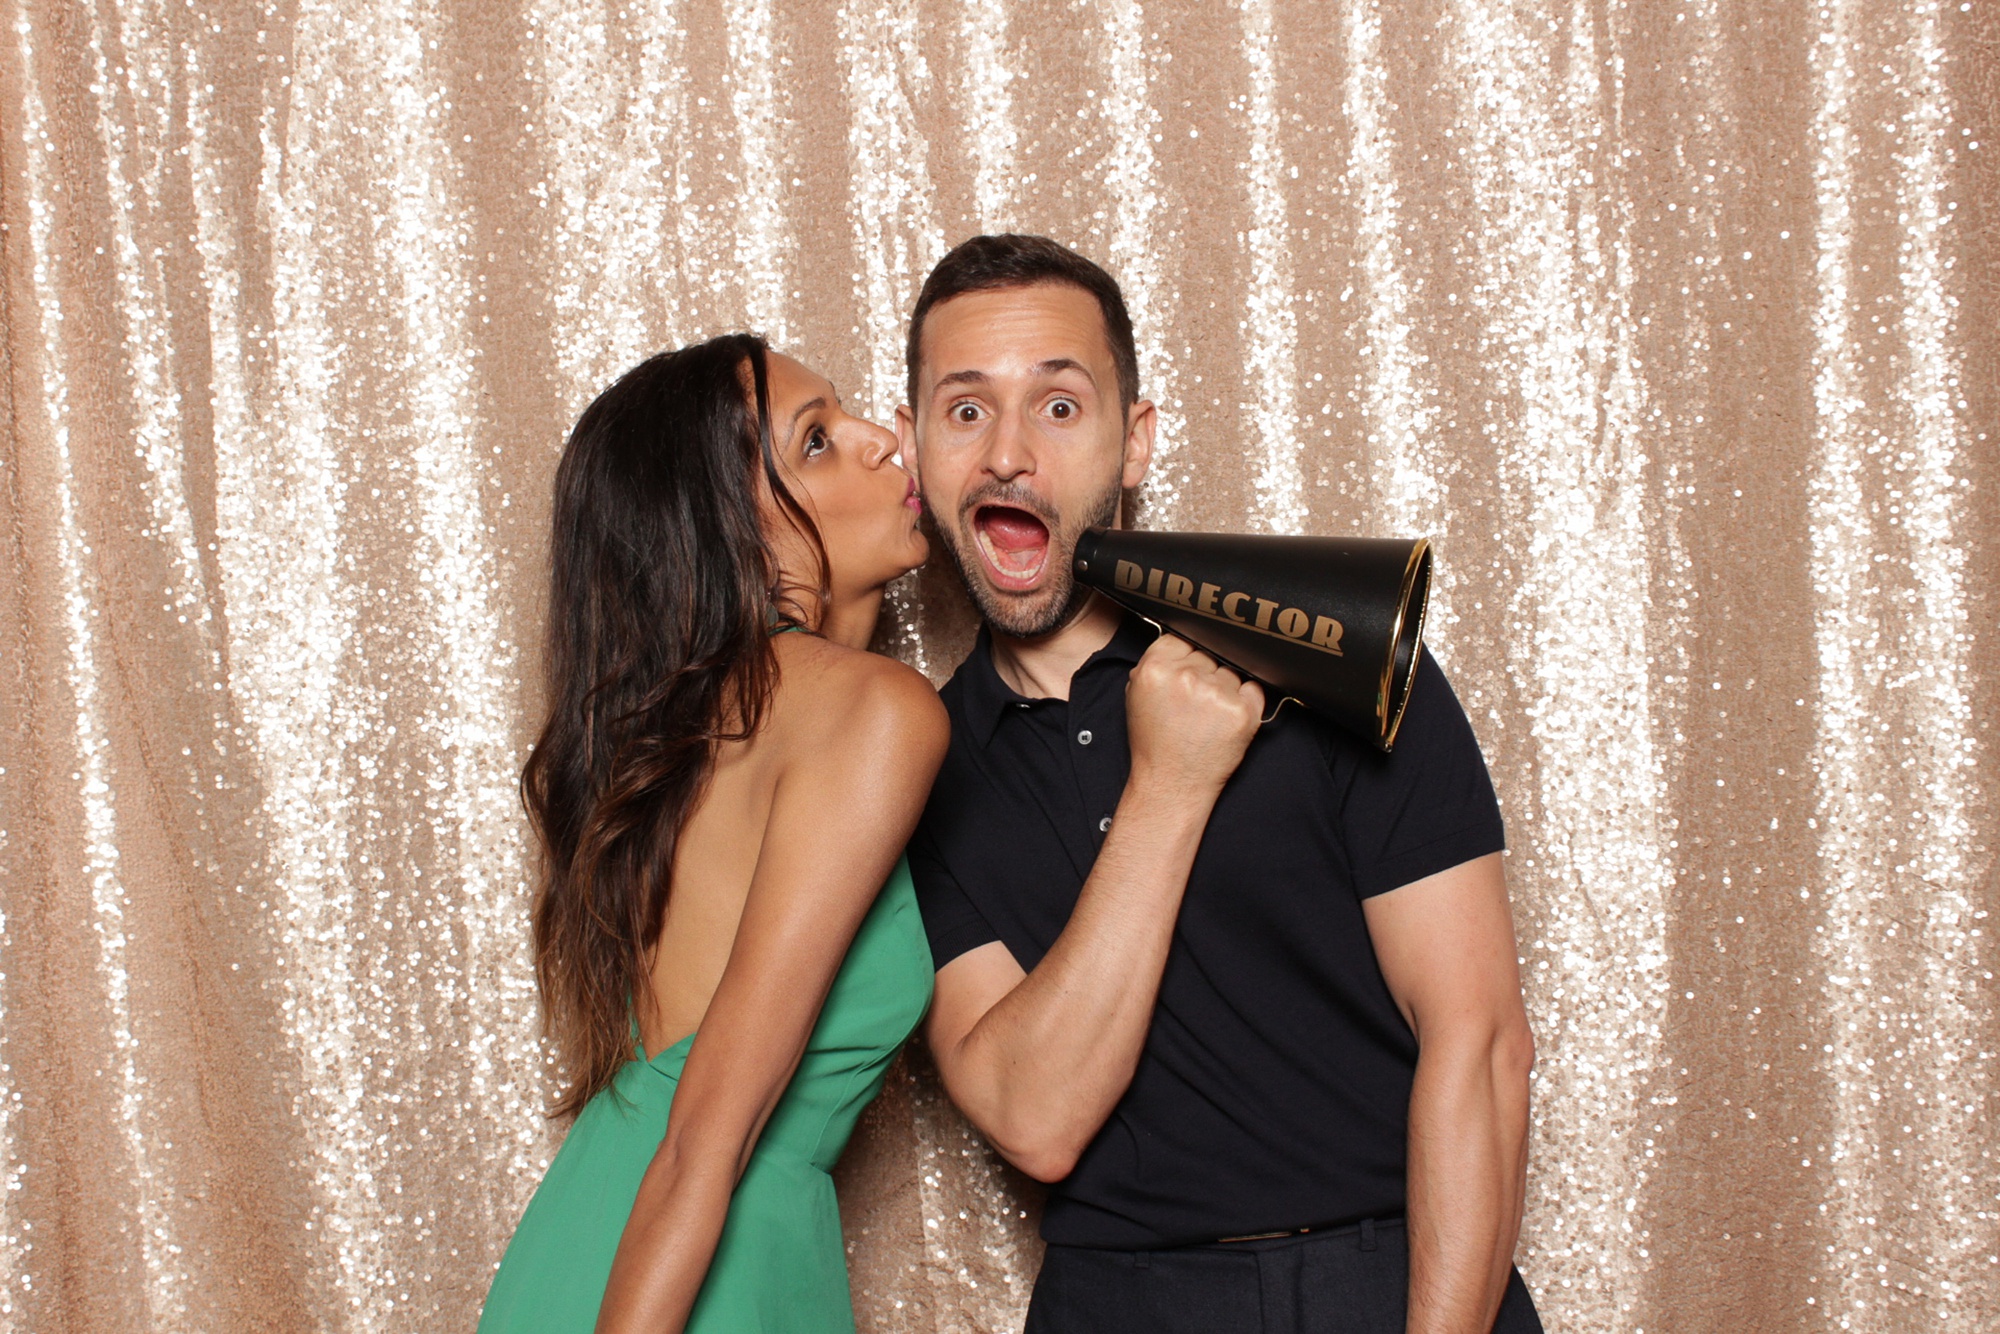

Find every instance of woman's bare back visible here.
[636,632,931,1059]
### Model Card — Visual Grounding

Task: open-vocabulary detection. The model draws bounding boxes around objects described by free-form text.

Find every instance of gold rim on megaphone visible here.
[1072,528,1433,752]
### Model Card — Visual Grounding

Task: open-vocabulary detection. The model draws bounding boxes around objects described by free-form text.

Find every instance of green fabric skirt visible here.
[479,859,933,1333]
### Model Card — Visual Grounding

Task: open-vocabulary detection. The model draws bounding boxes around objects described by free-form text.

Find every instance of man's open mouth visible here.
[972,505,1052,591]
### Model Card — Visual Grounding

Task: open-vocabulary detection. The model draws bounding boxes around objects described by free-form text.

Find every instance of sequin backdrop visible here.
[0,0,1994,1329]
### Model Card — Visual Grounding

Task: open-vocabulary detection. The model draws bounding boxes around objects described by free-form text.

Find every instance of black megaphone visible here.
[1072,528,1432,752]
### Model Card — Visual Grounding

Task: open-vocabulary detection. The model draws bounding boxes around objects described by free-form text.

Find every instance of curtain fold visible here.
[0,0,1992,1329]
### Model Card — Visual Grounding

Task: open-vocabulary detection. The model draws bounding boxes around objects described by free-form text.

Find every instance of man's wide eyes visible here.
[945,398,1079,423]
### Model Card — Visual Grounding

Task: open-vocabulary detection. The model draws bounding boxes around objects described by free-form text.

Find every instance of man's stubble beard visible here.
[933,475,1122,641]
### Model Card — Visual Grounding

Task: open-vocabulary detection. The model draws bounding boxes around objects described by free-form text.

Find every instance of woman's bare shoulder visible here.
[768,635,949,763]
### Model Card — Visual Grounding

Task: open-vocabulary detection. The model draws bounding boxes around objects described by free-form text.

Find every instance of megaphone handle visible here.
[1137,613,1292,728]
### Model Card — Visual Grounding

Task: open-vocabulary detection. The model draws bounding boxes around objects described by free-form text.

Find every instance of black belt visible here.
[1214,1217,1395,1251]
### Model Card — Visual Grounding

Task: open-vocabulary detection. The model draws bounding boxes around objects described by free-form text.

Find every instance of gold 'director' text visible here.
[1112,559,1344,655]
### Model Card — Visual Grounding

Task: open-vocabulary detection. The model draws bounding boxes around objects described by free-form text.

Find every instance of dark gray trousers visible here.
[1025,1220,1543,1334]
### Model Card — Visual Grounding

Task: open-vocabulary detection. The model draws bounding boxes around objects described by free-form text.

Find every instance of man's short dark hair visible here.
[905,234,1140,412]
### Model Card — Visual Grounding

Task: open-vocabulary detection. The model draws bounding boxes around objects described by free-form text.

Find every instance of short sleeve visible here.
[1338,648,1506,898]
[906,824,1002,969]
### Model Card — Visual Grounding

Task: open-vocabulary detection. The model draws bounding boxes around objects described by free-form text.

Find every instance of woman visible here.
[480,333,947,1333]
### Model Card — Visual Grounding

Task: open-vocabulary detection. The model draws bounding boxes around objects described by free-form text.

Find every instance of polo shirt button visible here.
[1098,815,1112,833]
[1077,729,1093,745]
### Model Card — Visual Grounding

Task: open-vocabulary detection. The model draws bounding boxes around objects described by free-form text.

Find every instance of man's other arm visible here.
[923,636,1261,1182]
[1364,851,1534,1334]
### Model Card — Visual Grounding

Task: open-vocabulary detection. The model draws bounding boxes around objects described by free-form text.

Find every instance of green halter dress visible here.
[478,859,933,1333]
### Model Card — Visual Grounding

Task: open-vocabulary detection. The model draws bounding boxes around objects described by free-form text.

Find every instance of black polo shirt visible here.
[907,613,1505,1251]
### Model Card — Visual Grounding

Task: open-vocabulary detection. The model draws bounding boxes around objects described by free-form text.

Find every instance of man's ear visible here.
[1120,399,1157,491]
[895,402,920,479]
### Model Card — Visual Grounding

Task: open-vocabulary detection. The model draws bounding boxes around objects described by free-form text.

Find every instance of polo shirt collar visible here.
[960,610,1159,747]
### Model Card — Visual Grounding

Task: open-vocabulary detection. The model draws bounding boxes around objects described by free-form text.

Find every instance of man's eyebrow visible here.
[784,396,827,441]
[930,360,1096,394]
[1031,357,1095,385]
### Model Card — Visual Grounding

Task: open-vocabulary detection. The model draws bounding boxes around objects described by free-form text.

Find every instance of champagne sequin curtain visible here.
[1,0,1994,1329]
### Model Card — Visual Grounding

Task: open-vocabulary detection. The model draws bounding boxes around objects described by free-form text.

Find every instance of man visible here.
[895,233,1542,1334]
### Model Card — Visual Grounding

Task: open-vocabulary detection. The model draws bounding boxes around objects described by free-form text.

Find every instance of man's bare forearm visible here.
[942,773,1217,1179]
[1403,1026,1533,1333]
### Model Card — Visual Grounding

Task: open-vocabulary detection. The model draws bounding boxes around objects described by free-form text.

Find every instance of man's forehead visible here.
[920,284,1112,386]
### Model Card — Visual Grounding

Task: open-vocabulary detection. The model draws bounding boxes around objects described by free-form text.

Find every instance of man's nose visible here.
[981,406,1037,482]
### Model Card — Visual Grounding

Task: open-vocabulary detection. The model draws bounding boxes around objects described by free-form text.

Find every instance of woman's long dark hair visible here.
[522,333,826,1118]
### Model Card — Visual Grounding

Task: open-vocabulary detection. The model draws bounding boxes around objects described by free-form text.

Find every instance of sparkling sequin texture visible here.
[0,2,1993,1331]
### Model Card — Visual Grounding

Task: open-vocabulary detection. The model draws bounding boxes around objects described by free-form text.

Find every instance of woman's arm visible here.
[592,658,947,1334]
